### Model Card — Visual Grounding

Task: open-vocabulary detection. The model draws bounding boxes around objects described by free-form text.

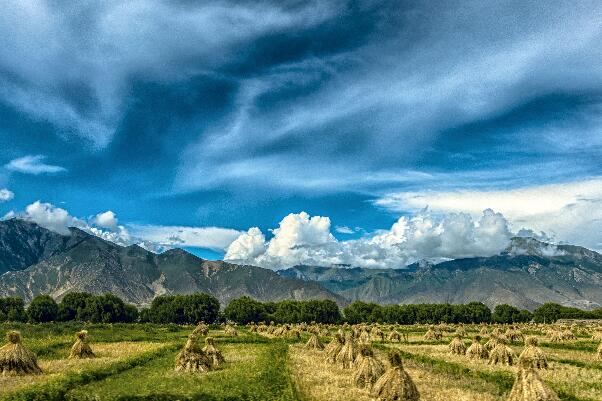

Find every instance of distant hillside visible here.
[3,219,602,311]
[0,219,344,307]
[279,237,602,311]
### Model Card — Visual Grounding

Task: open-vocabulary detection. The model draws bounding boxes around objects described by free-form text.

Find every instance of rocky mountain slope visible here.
[2,219,602,311]
[279,237,602,310]
[0,219,344,307]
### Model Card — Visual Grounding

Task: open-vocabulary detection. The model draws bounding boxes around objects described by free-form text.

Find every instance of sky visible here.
[0,1,601,269]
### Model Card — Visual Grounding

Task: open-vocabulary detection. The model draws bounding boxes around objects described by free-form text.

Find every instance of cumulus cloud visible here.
[375,177,602,252]
[225,210,514,269]
[5,155,66,175]
[0,188,14,202]
[3,201,239,252]
[94,211,119,231]
[22,201,82,235]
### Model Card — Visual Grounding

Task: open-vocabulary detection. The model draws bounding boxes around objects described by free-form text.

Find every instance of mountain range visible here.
[1,218,602,311]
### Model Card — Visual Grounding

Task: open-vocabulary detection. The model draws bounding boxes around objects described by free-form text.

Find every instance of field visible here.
[1,322,601,401]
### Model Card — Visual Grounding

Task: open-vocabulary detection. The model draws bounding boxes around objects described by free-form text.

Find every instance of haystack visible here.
[388,330,402,343]
[324,333,345,363]
[505,327,523,342]
[353,344,385,389]
[372,351,420,401]
[455,325,467,338]
[518,337,547,369]
[359,330,371,344]
[305,332,324,350]
[224,324,238,337]
[489,337,514,366]
[202,337,225,368]
[69,330,95,359]
[0,331,42,375]
[371,327,385,342]
[424,326,442,341]
[336,333,358,368]
[175,334,212,373]
[549,330,564,343]
[484,335,499,351]
[192,322,209,336]
[506,358,560,401]
[449,335,467,355]
[466,335,488,360]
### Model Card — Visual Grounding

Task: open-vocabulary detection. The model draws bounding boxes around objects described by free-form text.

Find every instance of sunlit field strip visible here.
[386,343,600,401]
[64,342,297,401]
[289,344,504,401]
[1,342,179,401]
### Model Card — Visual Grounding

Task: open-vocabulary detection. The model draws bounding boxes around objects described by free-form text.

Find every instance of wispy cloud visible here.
[5,155,66,175]
[0,188,14,202]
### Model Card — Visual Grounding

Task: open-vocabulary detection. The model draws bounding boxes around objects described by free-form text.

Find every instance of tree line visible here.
[2,293,601,324]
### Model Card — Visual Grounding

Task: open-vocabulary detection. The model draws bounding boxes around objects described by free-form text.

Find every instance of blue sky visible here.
[0,1,601,268]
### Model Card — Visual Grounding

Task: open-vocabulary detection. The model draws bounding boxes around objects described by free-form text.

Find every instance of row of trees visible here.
[2,293,601,325]
[0,293,138,323]
[223,297,342,324]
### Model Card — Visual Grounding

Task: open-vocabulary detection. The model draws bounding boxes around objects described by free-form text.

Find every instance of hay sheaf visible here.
[466,336,489,360]
[202,337,225,368]
[192,322,209,336]
[0,331,42,376]
[372,352,420,401]
[305,333,324,350]
[449,335,467,355]
[324,333,345,364]
[518,337,548,369]
[69,330,95,359]
[489,339,515,366]
[336,333,358,368]
[224,325,238,337]
[353,345,385,389]
[506,358,560,401]
[388,330,402,343]
[175,334,212,373]
[596,342,602,360]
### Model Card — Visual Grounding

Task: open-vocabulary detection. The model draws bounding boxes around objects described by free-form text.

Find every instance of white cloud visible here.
[0,188,14,202]
[224,210,513,269]
[94,211,119,231]
[375,177,602,251]
[21,201,82,235]
[335,226,354,234]
[0,1,336,147]
[128,224,242,252]
[5,155,66,175]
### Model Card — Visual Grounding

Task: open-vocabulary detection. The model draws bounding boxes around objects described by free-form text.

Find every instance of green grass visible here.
[64,342,297,401]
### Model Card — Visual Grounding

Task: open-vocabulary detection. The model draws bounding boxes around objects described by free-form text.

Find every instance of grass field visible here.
[1,322,601,401]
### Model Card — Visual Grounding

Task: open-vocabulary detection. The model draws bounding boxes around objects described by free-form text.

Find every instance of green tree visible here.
[27,295,59,322]
[0,297,27,322]
[224,296,266,324]
[79,294,129,323]
[58,292,93,321]
[491,304,522,324]
[148,294,220,324]
[533,303,570,323]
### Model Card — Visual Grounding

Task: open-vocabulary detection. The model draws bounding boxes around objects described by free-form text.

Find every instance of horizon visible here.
[0,1,601,269]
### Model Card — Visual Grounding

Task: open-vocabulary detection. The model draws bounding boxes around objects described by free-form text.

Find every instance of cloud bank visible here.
[225,210,513,269]
[375,177,602,251]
